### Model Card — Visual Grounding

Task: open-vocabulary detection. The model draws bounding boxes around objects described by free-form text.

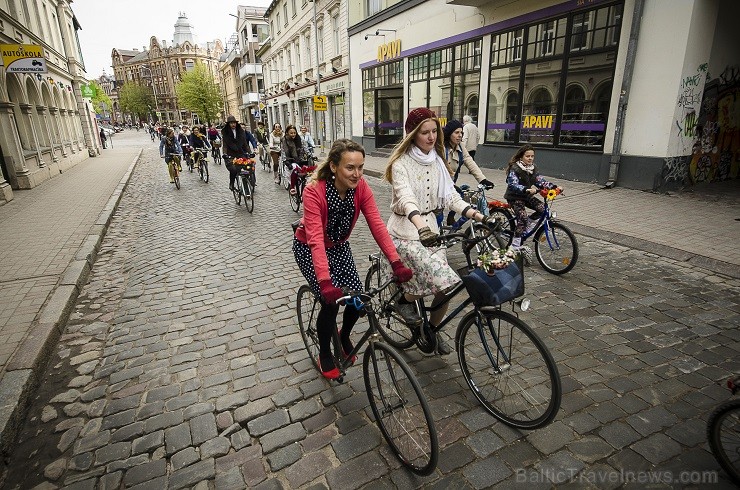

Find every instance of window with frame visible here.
[283,4,288,25]
[367,0,381,17]
[332,13,340,57]
[317,26,324,62]
[485,2,622,148]
[276,13,281,32]
[291,0,297,16]
[362,61,403,136]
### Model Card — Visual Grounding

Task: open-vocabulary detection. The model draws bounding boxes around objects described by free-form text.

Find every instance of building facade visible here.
[95,72,117,124]
[111,13,225,126]
[235,6,268,129]
[0,0,101,203]
[349,0,739,190]
[261,0,350,148]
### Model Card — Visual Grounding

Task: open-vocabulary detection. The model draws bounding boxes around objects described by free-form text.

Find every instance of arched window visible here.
[465,95,479,123]
[529,88,553,115]
[563,85,585,121]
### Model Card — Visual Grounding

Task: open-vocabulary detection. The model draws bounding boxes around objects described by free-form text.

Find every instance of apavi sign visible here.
[1,44,47,73]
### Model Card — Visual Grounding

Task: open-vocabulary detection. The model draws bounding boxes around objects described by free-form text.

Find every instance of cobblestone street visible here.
[3,143,739,489]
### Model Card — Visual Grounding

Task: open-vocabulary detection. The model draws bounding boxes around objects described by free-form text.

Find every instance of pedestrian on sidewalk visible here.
[504,144,563,250]
[442,119,494,225]
[383,108,494,355]
[99,127,107,149]
[462,115,479,160]
[293,139,414,379]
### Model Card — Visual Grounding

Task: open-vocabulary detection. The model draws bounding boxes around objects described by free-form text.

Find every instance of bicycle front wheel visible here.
[534,222,578,274]
[290,187,301,212]
[364,263,415,349]
[488,207,515,248]
[456,310,561,429]
[282,165,291,190]
[244,177,254,213]
[363,342,438,475]
[708,398,740,485]
[297,285,321,373]
[203,162,209,183]
[233,179,242,205]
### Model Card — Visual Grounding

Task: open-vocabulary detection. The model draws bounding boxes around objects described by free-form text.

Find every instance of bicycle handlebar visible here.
[335,275,397,305]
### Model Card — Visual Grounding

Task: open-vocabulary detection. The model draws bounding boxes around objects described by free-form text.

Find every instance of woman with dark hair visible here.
[293,139,413,379]
[504,144,562,249]
[269,123,283,184]
[384,108,494,355]
[282,125,307,194]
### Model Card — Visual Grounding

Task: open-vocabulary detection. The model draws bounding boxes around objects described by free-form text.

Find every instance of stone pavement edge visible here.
[0,143,142,458]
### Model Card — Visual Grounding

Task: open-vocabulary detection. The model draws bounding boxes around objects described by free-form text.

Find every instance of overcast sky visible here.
[72,0,271,78]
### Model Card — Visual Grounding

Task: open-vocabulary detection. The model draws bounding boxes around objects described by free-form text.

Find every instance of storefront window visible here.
[484,2,622,148]
[362,60,403,138]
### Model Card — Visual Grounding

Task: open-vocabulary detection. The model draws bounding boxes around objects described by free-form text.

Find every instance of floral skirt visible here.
[393,238,460,296]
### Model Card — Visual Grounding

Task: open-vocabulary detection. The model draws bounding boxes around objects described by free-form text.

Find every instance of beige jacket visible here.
[387,152,471,240]
[445,144,486,182]
[462,122,479,152]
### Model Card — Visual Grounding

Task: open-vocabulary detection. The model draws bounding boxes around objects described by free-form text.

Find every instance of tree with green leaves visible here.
[175,63,222,124]
[118,82,154,122]
[88,81,113,118]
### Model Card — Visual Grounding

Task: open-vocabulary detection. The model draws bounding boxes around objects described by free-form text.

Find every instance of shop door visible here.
[376,88,404,149]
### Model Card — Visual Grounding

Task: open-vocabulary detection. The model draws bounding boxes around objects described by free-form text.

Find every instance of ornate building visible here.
[111,13,224,126]
[0,0,101,203]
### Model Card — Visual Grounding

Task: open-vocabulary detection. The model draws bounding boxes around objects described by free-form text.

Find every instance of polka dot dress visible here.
[293,180,363,297]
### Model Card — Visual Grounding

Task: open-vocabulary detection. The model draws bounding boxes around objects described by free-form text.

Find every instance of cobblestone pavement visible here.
[3,146,740,489]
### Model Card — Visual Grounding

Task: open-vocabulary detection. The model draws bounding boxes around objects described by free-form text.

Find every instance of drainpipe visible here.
[604,0,645,188]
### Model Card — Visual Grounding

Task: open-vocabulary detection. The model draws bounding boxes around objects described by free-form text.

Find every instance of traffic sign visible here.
[0,44,46,73]
[313,95,327,112]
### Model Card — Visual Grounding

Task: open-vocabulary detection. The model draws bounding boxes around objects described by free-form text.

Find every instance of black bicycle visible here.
[211,141,222,165]
[708,376,740,484]
[297,277,438,475]
[366,228,561,429]
[289,162,316,213]
[230,155,255,213]
[194,148,209,183]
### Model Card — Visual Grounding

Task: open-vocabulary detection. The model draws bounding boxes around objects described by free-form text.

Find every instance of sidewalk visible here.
[0,137,141,455]
[362,154,740,277]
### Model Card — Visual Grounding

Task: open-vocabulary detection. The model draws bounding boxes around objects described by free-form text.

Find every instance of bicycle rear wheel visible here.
[290,187,301,212]
[363,342,438,475]
[456,310,561,429]
[707,399,740,485]
[488,207,515,248]
[244,176,254,213]
[297,285,321,373]
[364,262,415,349]
[534,222,578,275]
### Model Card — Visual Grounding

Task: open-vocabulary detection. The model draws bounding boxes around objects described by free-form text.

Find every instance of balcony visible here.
[242,92,260,105]
[239,63,263,79]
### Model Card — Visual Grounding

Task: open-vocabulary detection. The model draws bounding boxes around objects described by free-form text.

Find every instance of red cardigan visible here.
[295,178,400,284]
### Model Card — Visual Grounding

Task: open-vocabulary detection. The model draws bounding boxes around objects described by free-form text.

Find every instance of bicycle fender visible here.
[454,309,480,346]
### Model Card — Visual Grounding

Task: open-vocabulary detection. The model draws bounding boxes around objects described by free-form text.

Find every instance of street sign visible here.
[80,84,94,98]
[0,44,46,73]
[313,95,327,112]
[258,102,266,110]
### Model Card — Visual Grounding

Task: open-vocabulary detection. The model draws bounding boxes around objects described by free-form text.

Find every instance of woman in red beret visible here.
[383,108,493,355]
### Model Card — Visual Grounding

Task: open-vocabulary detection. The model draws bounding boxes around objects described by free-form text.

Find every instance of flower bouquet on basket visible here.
[477,247,518,275]
[233,157,255,170]
[461,248,524,307]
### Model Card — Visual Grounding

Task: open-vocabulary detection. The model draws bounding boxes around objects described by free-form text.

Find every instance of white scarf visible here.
[409,145,456,209]
[517,160,535,174]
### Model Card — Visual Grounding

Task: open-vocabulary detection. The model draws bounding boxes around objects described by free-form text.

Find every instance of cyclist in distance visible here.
[221,115,256,191]
[207,123,219,144]
[189,127,211,169]
[159,128,182,183]
[254,121,269,164]
[293,139,414,379]
[504,144,563,250]
[300,125,315,154]
[384,108,495,355]
[269,123,284,184]
[282,125,307,195]
[442,119,495,225]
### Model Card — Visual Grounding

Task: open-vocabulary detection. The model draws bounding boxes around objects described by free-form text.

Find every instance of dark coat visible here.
[221,124,257,157]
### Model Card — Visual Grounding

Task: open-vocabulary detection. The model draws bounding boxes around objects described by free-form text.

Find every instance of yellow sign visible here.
[522,114,554,129]
[1,44,46,73]
[313,95,327,111]
[258,102,266,110]
[377,40,402,63]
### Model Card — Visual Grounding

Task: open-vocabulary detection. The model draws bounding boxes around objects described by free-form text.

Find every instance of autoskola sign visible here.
[1,44,47,73]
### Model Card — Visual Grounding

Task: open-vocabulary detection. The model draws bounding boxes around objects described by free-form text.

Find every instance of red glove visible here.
[319,279,344,304]
[391,261,413,283]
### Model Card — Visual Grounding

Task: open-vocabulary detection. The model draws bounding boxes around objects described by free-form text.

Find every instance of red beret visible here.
[405,107,437,134]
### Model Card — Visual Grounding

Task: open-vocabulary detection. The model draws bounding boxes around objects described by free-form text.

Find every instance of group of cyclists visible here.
[158,122,221,183]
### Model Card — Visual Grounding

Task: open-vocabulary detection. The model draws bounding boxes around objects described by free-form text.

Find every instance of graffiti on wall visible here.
[662,155,689,184]
[674,64,709,152]
[688,64,740,183]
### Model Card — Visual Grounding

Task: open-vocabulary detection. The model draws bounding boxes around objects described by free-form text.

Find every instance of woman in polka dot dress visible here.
[293,139,414,379]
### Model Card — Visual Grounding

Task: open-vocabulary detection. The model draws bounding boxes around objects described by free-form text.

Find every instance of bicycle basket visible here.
[460,256,524,307]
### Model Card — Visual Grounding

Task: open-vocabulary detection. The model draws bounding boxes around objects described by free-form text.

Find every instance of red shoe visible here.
[319,357,340,380]
[338,329,357,365]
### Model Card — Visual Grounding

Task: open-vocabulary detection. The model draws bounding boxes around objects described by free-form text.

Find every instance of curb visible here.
[364,169,739,280]
[0,149,143,457]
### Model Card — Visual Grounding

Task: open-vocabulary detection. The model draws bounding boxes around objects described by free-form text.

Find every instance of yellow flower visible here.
[547,189,558,200]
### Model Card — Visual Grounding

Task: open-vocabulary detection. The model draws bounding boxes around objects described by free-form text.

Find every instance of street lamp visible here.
[140,65,159,122]
[307,0,325,151]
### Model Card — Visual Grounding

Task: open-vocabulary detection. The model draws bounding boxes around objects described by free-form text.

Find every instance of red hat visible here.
[405,108,437,134]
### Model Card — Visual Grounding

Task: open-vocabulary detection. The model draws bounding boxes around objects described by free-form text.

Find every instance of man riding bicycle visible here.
[159,129,182,183]
[254,121,269,164]
[221,115,257,191]
[189,127,211,169]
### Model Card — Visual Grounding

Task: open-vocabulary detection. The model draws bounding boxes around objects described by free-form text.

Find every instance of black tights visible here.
[317,301,361,362]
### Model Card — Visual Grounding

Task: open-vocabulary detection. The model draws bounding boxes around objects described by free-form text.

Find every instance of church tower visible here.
[172,12,195,46]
